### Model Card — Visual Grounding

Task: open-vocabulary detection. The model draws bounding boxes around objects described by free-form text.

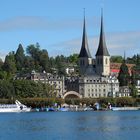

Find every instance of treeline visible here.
[0,43,79,99]
[0,43,79,80]
[0,79,56,99]
[110,54,140,64]
[0,43,140,79]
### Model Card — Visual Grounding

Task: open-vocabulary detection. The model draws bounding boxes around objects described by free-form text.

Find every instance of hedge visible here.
[0,97,139,108]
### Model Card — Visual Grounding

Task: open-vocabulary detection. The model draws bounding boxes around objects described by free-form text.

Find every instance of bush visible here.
[0,98,64,108]
[115,97,135,107]
[98,97,116,107]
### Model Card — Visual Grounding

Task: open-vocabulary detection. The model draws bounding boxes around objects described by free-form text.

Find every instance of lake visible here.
[0,111,140,140]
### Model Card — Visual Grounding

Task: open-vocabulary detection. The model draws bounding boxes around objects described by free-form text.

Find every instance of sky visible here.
[0,0,140,60]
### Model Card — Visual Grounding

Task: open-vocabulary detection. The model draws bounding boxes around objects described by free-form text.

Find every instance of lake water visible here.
[0,111,140,140]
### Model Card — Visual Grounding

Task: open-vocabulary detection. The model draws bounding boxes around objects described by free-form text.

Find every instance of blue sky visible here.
[0,0,140,60]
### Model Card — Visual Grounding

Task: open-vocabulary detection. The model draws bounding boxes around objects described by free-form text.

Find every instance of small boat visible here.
[111,107,139,111]
[0,100,31,113]
[58,107,69,112]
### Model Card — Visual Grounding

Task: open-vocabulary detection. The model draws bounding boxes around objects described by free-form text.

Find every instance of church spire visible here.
[79,9,91,58]
[123,51,126,63]
[95,9,109,56]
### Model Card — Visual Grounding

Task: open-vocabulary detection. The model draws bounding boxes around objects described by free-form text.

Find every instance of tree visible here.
[0,80,15,99]
[127,54,140,64]
[39,49,50,72]
[12,80,55,98]
[26,43,50,72]
[15,44,25,71]
[110,56,123,63]
[68,53,79,64]
[24,56,35,72]
[3,52,17,74]
[26,43,41,70]
[118,61,130,86]
[55,55,66,75]
[0,58,3,70]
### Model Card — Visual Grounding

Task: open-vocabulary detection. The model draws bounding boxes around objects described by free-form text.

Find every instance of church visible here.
[78,11,120,98]
[27,11,123,99]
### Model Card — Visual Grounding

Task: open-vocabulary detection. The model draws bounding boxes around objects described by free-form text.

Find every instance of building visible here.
[78,11,119,98]
[65,67,75,75]
[136,80,140,96]
[110,63,135,76]
[31,70,65,98]
[65,76,79,93]
[15,11,134,99]
[118,86,131,97]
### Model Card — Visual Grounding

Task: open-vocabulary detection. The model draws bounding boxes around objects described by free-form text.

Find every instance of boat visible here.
[0,100,31,113]
[58,107,69,112]
[111,107,140,111]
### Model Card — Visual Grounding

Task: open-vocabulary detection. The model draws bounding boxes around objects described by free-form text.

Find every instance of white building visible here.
[31,70,65,98]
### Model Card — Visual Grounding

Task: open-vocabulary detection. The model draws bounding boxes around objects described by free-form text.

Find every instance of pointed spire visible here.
[95,9,109,56]
[79,9,92,58]
[123,51,126,63]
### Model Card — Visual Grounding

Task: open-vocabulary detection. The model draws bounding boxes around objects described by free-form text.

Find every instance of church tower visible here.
[95,10,110,76]
[79,12,92,75]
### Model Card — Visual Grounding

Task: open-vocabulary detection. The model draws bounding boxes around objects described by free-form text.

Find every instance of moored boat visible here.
[0,100,31,113]
[111,107,140,111]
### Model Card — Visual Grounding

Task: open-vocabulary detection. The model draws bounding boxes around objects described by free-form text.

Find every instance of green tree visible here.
[13,80,55,98]
[26,43,41,70]
[0,58,3,70]
[26,43,50,72]
[118,60,130,86]
[55,56,66,75]
[68,53,79,64]
[110,56,123,63]
[39,49,50,72]
[0,80,15,99]
[15,44,25,71]
[3,52,17,74]
[127,54,140,64]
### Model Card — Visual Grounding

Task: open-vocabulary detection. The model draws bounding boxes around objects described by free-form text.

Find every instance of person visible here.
[108,102,111,110]
[94,102,100,110]
[20,106,23,110]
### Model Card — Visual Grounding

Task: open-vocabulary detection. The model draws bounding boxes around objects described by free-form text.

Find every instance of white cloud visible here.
[0,16,49,31]
[0,16,99,32]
